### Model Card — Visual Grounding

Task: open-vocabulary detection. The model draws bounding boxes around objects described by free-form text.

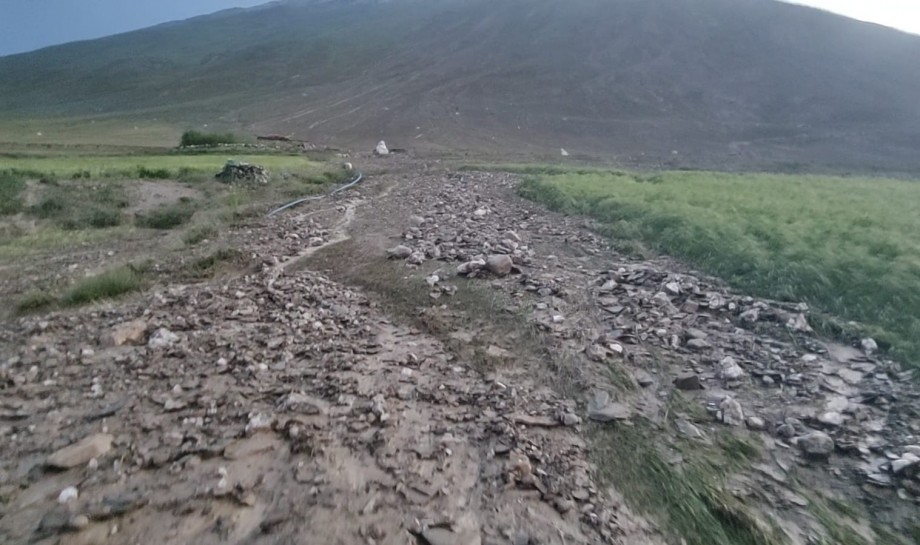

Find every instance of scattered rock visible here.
[58,486,79,504]
[861,338,878,355]
[387,245,412,259]
[719,357,745,380]
[719,397,744,426]
[746,416,766,431]
[147,328,179,350]
[47,433,114,469]
[587,390,631,422]
[109,319,148,346]
[485,254,514,276]
[674,373,702,391]
[797,431,835,459]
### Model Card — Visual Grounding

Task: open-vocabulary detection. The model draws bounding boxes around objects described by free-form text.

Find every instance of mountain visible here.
[2,0,920,171]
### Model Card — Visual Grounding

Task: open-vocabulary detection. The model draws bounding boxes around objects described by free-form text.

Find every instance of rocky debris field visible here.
[2,155,919,544]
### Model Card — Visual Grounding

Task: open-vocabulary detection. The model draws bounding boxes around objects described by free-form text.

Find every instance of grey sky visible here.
[0,0,268,56]
[782,0,920,34]
[1,0,918,57]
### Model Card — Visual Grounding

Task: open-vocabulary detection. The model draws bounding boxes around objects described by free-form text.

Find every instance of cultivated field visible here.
[518,168,920,367]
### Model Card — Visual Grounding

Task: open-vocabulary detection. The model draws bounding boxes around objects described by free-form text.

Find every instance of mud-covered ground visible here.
[2,154,918,545]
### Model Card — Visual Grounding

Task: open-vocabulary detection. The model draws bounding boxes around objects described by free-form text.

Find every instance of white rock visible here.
[719,356,746,380]
[860,338,878,355]
[664,282,681,295]
[148,328,179,350]
[374,140,389,156]
[560,148,569,156]
[58,486,79,504]
[720,397,745,426]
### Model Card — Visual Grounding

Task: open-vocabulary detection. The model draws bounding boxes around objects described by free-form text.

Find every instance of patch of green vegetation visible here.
[183,225,217,246]
[519,170,920,367]
[60,266,142,307]
[16,290,56,314]
[0,154,319,181]
[593,423,778,545]
[179,130,240,148]
[0,170,27,215]
[29,182,128,230]
[185,248,243,278]
[136,199,196,229]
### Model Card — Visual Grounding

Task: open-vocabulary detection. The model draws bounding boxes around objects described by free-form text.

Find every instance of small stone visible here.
[109,319,147,346]
[861,338,878,355]
[746,416,766,431]
[686,338,710,350]
[719,357,746,380]
[817,412,845,427]
[634,370,654,387]
[797,431,835,459]
[485,254,514,276]
[374,140,389,156]
[408,215,426,227]
[387,245,412,259]
[588,402,632,422]
[719,397,744,427]
[674,373,702,391]
[664,282,681,296]
[892,456,920,475]
[68,514,90,530]
[560,412,582,426]
[148,328,179,349]
[509,451,532,478]
[58,486,79,504]
[47,433,114,469]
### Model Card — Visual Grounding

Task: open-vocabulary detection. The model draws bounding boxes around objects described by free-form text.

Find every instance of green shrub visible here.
[17,290,56,313]
[136,201,196,230]
[61,267,141,306]
[136,166,172,179]
[180,130,239,147]
[186,248,242,278]
[183,225,217,246]
[0,172,27,215]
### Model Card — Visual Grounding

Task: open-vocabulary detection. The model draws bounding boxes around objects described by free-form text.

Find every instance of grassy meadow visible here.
[0,153,319,180]
[518,169,920,367]
[0,148,347,309]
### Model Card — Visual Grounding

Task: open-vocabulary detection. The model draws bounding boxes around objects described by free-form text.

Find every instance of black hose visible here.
[266,170,364,217]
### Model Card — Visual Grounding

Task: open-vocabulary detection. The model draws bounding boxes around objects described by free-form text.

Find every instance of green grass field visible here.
[519,169,920,367]
[0,153,319,179]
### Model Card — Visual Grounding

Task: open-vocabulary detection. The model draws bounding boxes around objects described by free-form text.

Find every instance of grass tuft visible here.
[183,225,217,246]
[0,171,27,215]
[16,290,56,314]
[60,266,142,306]
[136,200,196,229]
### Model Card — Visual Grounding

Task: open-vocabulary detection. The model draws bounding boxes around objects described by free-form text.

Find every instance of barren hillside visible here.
[2,0,920,170]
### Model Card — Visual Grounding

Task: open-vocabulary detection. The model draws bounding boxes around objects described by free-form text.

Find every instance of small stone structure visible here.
[216,160,270,185]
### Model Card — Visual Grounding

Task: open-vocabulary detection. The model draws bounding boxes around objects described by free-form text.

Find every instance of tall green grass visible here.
[519,170,920,366]
[0,171,27,215]
[60,266,142,306]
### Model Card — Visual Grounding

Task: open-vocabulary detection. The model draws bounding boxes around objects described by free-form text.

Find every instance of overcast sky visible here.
[784,0,920,35]
[0,0,919,56]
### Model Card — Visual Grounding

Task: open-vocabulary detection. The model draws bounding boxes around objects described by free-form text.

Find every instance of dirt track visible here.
[2,155,919,544]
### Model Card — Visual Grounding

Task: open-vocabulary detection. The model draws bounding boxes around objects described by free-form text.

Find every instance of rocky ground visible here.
[2,154,919,544]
